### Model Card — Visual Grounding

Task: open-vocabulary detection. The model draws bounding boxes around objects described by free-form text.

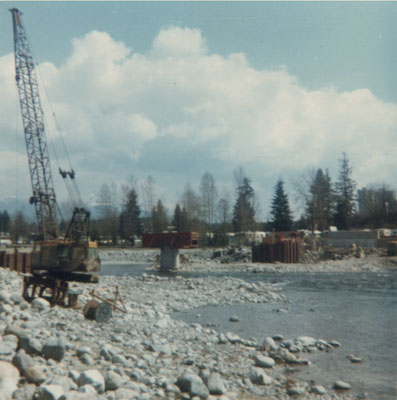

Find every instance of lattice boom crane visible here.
[9,8,100,305]
[10,7,58,241]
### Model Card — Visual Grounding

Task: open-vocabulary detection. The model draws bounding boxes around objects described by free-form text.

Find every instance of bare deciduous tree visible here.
[141,175,155,232]
[180,183,201,231]
[97,182,119,244]
[10,210,29,243]
[199,171,218,231]
[357,184,397,227]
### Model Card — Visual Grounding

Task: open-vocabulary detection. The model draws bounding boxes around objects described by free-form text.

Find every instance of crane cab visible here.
[32,241,100,274]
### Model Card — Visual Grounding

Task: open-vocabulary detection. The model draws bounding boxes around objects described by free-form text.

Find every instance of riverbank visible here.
[0,249,393,399]
[99,247,396,273]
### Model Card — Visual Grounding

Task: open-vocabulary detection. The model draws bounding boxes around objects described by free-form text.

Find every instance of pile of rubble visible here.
[301,244,386,264]
[211,247,252,263]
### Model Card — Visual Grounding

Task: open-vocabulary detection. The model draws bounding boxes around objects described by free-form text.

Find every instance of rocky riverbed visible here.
[100,247,395,273]
[0,248,393,399]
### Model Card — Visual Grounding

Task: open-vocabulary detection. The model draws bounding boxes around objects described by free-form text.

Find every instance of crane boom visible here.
[10,8,58,241]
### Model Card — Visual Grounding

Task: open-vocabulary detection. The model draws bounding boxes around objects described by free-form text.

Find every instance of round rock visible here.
[207,372,226,395]
[348,354,363,363]
[31,298,50,312]
[78,370,105,394]
[249,367,272,385]
[11,384,36,400]
[296,336,317,346]
[175,372,209,399]
[225,332,241,344]
[254,354,275,368]
[334,380,351,390]
[311,385,327,395]
[42,338,65,362]
[0,361,19,399]
[287,386,306,395]
[261,336,278,351]
[34,384,64,400]
[24,366,46,384]
[18,336,43,355]
[12,349,35,374]
[104,370,123,391]
[5,325,25,338]
[0,342,17,356]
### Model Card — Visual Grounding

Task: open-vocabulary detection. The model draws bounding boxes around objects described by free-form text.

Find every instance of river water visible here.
[101,264,397,399]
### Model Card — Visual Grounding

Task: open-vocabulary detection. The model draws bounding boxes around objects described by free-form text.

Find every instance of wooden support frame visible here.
[89,286,127,313]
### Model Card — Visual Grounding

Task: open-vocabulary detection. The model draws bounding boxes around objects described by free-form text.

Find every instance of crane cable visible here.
[30,39,85,214]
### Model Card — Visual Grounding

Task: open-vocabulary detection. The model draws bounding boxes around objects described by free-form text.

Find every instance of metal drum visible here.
[83,300,112,322]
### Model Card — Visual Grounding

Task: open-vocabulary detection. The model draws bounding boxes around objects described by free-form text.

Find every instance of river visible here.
[101,263,397,399]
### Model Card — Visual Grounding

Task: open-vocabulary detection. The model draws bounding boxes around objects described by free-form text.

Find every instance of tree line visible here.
[2,153,397,245]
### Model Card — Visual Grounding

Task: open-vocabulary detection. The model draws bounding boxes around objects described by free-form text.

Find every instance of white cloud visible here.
[67,30,130,69]
[151,27,207,58]
[0,26,396,213]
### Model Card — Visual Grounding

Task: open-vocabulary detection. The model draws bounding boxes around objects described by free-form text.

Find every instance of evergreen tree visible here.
[306,168,333,231]
[0,211,10,233]
[119,188,142,244]
[270,179,293,231]
[334,153,356,230]
[232,175,256,232]
[97,183,119,244]
[152,199,168,233]
[172,204,189,232]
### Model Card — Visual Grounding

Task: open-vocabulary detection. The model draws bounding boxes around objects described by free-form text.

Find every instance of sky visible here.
[0,1,396,221]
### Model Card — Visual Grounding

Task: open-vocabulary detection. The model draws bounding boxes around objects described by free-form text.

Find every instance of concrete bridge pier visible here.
[160,246,180,272]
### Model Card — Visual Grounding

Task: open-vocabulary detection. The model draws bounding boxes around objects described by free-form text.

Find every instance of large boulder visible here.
[31,298,50,312]
[206,372,226,395]
[24,366,47,384]
[249,367,272,385]
[260,336,278,351]
[4,325,25,339]
[59,392,97,400]
[42,338,65,362]
[77,370,105,394]
[34,385,64,400]
[0,341,17,357]
[176,372,209,399]
[0,361,20,399]
[104,370,122,391]
[11,384,36,400]
[254,354,275,368]
[18,336,42,355]
[12,349,34,374]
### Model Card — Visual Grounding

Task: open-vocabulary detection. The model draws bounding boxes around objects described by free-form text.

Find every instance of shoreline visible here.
[99,247,397,273]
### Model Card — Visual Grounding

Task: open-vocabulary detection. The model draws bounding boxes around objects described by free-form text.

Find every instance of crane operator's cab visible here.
[32,241,100,273]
